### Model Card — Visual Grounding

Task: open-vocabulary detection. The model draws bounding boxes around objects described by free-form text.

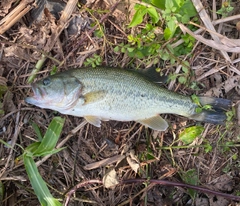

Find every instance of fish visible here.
[25,67,231,131]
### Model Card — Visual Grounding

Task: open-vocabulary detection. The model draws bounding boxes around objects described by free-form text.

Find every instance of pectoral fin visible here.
[84,116,102,127]
[138,116,168,131]
[83,91,106,105]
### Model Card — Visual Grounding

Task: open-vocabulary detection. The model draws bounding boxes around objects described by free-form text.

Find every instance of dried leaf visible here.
[102,169,119,189]
[126,150,140,173]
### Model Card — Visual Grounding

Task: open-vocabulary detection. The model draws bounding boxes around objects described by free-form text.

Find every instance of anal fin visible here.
[84,116,102,127]
[138,115,168,131]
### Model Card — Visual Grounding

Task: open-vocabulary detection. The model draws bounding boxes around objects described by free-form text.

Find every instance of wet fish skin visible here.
[25,67,230,131]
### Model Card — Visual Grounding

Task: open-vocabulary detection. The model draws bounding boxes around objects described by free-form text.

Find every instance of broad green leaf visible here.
[181,14,190,23]
[179,126,204,144]
[33,117,65,156]
[151,0,165,9]
[23,155,61,206]
[129,5,148,27]
[164,27,172,40]
[146,7,159,23]
[165,0,174,10]
[167,17,177,33]
[180,0,197,17]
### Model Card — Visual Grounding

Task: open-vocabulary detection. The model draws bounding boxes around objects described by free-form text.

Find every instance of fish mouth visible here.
[25,83,46,105]
[32,83,47,98]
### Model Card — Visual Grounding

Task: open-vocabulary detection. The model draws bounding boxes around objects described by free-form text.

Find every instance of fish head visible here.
[25,74,82,111]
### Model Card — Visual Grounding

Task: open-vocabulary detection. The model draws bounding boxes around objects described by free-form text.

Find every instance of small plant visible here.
[84,54,102,67]
[114,0,197,85]
[216,1,234,17]
[180,169,199,200]
[21,117,65,206]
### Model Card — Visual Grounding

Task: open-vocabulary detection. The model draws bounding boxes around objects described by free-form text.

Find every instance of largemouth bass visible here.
[25,67,231,131]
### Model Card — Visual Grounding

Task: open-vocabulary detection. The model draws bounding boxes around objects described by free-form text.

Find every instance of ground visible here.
[0,0,240,205]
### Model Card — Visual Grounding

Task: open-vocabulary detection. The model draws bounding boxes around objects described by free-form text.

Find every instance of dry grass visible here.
[0,0,240,205]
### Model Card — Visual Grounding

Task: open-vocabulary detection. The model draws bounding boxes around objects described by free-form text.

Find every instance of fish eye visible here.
[42,78,51,86]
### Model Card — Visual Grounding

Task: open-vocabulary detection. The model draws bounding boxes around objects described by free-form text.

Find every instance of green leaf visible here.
[31,122,43,141]
[114,46,120,52]
[178,76,187,84]
[179,126,204,144]
[23,155,61,206]
[151,0,165,9]
[181,169,198,199]
[25,142,41,154]
[164,27,172,40]
[0,139,13,149]
[50,66,58,75]
[181,14,190,23]
[33,117,65,156]
[129,5,148,27]
[94,29,104,38]
[146,7,159,23]
[182,66,189,74]
[165,0,174,10]
[127,47,135,52]
[167,16,177,33]
[204,141,212,153]
[180,0,197,17]
[191,94,201,106]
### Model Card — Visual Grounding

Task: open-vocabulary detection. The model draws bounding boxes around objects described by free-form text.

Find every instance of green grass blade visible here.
[31,122,43,141]
[33,117,65,156]
[23,154,61,206]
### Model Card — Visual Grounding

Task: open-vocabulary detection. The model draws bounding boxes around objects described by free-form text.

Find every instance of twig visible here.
[64,177,240,205]
[0,0,34,35]
[121,178,240,202]
[191,0,231,62]
[64,179,102,205]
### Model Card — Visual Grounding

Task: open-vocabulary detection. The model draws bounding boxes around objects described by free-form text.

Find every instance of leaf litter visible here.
[0,0,240,205]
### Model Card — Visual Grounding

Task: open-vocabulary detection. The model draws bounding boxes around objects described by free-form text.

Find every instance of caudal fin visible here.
[190,97,231,125]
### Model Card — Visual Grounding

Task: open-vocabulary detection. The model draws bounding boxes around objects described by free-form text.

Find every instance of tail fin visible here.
[190,97,231,125]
